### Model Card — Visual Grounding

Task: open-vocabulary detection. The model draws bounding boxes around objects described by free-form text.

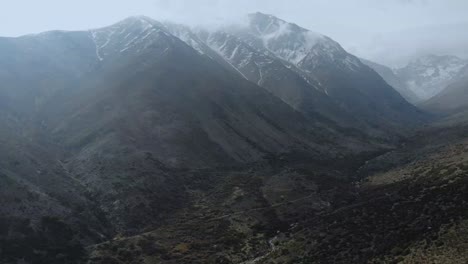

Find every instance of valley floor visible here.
[85,124,468,264]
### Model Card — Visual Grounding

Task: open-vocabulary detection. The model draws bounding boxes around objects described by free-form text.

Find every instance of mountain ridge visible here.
[163,13,428,138]
[3,13,461,264]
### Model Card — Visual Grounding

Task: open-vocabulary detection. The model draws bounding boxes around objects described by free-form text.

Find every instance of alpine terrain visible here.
[1,12,467,264]
[395,54,468,101]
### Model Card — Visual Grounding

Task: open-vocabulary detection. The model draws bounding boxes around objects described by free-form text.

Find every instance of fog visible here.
[1,0,467,67]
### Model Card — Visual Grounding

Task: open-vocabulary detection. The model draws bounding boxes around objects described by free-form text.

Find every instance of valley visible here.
[0,11,467,264]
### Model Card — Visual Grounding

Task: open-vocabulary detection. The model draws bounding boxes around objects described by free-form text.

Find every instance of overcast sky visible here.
[1,0,467,67]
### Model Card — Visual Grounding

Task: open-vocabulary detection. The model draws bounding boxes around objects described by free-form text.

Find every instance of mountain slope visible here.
[0,30,97,116]
[50,17,361,167]
[86,103,468,264]
[196,29,368,130]
[0,16,385,264]
[164,13,428,139]
[360,58,420,103]
[257,123,468,263]
[230,13,427,134]
[0,103,112,263]
[0,14,449,264]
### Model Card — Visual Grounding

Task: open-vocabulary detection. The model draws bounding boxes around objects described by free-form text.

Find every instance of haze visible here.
[1,0,467,66]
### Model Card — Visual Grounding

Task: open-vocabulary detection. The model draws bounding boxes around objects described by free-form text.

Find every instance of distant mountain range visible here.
[422,65,468,115]
[396,54,468,101]
[362,54,468,104]
[351,22,468,68]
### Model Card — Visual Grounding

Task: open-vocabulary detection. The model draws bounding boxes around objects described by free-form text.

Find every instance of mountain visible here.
[0,16,382,263]
[360,58,420,103]
[164,13,427,138]
[396,54,468,100]
[3,14,464,264]
[422,65,468,115]
[177,26,364,131]
[231,13,427,132]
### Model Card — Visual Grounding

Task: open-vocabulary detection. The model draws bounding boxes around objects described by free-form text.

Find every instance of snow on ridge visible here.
[163,24,207,55]
[247,14,325,66]
[254,61,264,85]
[247,13,366,74]
[89,30,103,61]
[88,17,171,58]
[259,22,324,65]
[206,33,249,80]
[137,16,154,32]
[177,32,205,54]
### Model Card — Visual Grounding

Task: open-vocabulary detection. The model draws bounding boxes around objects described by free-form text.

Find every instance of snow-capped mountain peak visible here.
[396,54,468,100]
[161,22,209,55]
[89,16,170,61]
[243,12,364,74]
[247,12,325,65]
[82,13,421,135]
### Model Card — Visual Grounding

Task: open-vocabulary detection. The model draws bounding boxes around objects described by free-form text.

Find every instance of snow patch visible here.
[205,33,249,80]
[253,18,324,65]
[89,30,103,61]
[164,24,207,55]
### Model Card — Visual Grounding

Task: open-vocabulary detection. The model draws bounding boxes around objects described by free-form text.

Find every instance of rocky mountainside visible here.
[396,54,468,100]
[260,123,468,263]
[1,14,467,264]
[0,15,379,264]
[360,58,420,103]
[87,102,468,264]
[232,13,426,132]
[84,107,468,264]
[164,13,427,138]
